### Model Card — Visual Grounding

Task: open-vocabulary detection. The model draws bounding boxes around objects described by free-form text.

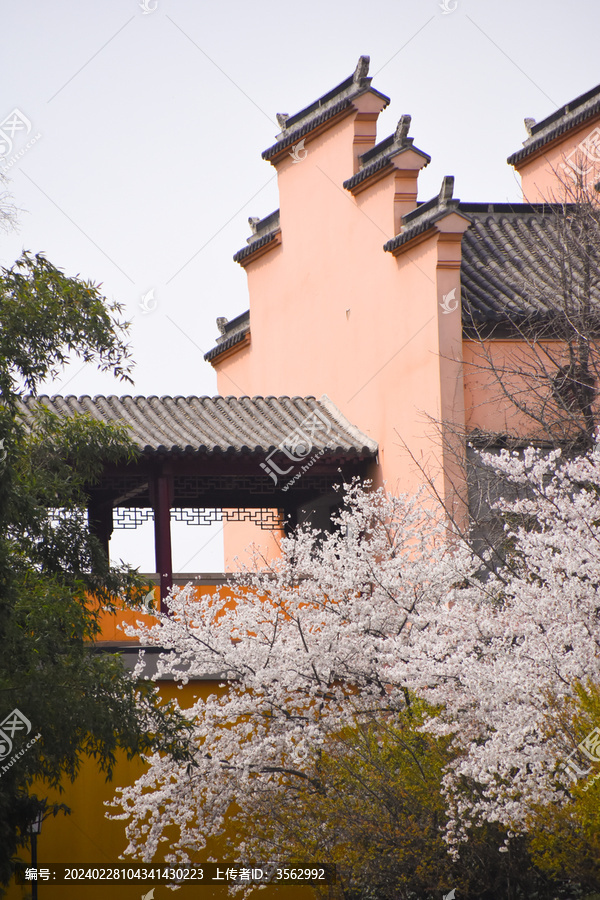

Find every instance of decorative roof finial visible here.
[394,114,412,144]
[276,113,289,130]
[353,55,370,84]
[524,117,536,137]
[216,317,228,334]
[438,175,454,205]
[248,216,261,234]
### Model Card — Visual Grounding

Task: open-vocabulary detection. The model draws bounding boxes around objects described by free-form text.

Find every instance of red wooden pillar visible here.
[153,472,173,612]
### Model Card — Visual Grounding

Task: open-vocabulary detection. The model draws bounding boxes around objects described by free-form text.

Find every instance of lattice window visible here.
[173,476,278,498]
[112,507,284,531]
[222,508,283,530]
[48,508,87,526]
[113,507,155,529]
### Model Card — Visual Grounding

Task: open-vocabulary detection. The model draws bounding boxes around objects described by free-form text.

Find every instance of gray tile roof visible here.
[204,330,248,363]
[205,311,250,362]
[507,83,600,166]
[384,190,600,326]
[458,202,600,326]
[17,394,378,458]
[262,56,390,163]
[233,232,279,265]
[233,211,281,265]
[262,98,354,163]
[343,115,430,193]
[384,176,462,253]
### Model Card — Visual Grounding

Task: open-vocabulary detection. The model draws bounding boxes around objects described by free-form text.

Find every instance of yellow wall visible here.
[6,585,315,899]
[7,681,314,899]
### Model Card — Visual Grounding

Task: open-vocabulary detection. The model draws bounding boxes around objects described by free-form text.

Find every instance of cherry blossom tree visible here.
[111,457,600,885]
[111,483,470,863]
[423,444,600,847]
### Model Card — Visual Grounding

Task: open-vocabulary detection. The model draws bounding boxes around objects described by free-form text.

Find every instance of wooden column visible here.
[88,497,113,562]
[152,472,173,612]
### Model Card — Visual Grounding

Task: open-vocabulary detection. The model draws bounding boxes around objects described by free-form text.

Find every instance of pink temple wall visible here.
[212,91,467,569]
[517,116,600,202]
[212,82,599,571]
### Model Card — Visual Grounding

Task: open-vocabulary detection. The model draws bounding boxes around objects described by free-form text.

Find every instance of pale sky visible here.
[2,0,599,572]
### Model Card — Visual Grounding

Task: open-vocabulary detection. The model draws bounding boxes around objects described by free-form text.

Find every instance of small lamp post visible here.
[28,807,43,900]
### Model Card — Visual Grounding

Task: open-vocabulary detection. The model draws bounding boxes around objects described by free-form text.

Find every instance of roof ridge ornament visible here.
[248,216,261,235]
[353,55,370,84]
[438,175,454,206]
[263,54,391,162]
[524,117,536,136]
[394,114,412,145]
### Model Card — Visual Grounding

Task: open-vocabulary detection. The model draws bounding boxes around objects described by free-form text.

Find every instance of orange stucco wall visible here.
[463,337,600,447]
[96,579,238,641]
[215,94,468,564]
[214,88,600,565]
[517,115,600,202]
[463,339,560,439]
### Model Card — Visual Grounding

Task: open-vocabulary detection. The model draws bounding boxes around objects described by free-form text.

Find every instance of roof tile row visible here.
[17,395,378,458]
[507,83,600,165]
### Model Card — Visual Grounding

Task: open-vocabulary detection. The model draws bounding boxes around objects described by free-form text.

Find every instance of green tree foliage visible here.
[526,681,600,893]
[0,252,191,888]
[0,251,133,402]
[245,702,590,899]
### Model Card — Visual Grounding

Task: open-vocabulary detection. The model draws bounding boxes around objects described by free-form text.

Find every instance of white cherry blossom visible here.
[110,454,600,860]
